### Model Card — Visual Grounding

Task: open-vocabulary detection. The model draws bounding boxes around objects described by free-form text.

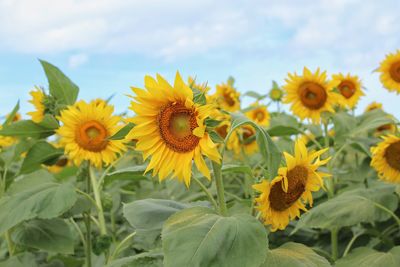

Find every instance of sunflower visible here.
[365,102,382,112]
[378,50,400,94]
[47,156,71,173]
[242,125,258,155]
[188,76,210,93]
[56,100,126,168]
[27,88,46,123]
[213,112,241,155]
[212,82,240,112]
[127,72,221,186]
[7,113,21,122]
[371,135,400,183]
[332,73,364,109]
[283,67,339,123]
[0,126,16,148]
[245,104,270,127]
[269,81,284,101]
[253,140,330,231]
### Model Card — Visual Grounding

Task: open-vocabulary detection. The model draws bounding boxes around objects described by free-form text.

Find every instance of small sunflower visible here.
[283,67,339,123]
[245,104,270,127]
[253,140,330,231]
[213,113,241,155]
[332,73,364,109]
[269,81,284,101]
[47,156,71,173]
[57,100,126,168]
[188,76,210,93]
[378,50,400,94]
[127,72,221,186]
[0,126,16,148]
[213,82,240,112]
[27,88,46,123]
[7,113,21,122]
[365,102,382,112]
[241,125,258,155]
[371,135,400,183]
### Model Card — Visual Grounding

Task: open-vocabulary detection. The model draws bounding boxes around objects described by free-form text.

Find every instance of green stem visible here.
[343,231,363,257]
[89,166,107,235]
[70,218,86,248]
[108,231,136,262]
[331,227,339,261]
[192,176,218,210]
[84,167,92,267]
[212,161,228,216]
[5,231,14,256]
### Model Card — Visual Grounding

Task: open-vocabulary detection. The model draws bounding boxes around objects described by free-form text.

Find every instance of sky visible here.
[0,0,399,118]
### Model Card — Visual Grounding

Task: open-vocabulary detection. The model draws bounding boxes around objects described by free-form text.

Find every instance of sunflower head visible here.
[332,73,364,109]
[27,87,46,123]
[127,72,221,186]
[269,81,284,101]
[283,67,339,123]
[365,102,383,112]
[371,135,400,183]
[378,50,400,94]
[212,111,241,155]
[241,124,258,155]
[245,104,270,127]
[213,81,241,112]
[253,140,330,231]
[56,100,126,168]
[7,113,22,122]
[0,125,16,148]
[47,156,71,173]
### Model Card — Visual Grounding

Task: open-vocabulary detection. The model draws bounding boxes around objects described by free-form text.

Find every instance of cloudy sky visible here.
[0,0,399,117]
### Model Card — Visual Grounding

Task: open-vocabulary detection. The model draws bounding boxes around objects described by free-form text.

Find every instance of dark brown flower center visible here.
[216,124,228,139]
[384,141,400,171]
[338,80,356,99]
[269,166,308,211]
[158,102,200,153]
[389,61,400,83]
[299,82,327,110]
[75,120,109,152]
[55,157,69,167]
[377,124,393,132]
[222,88,236,107]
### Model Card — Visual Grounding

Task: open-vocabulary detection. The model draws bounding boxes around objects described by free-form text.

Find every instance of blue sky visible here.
[0,0,399,117]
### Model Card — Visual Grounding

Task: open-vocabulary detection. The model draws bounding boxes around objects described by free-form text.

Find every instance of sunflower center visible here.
[389,61,400,83]
[223,91,236,106]
[55,157,69,167]
[158,102,200,153]
[299,82,327,110]
[384,141,400,171]
[75,120,109,152]
[216,124,228,139]
[269,166,308,211]
[338,81,356,99]
[255,111,265,121]
[377,124,393,132]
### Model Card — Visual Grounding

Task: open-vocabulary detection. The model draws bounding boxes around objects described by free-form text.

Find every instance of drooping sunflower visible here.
[378,50,400,94]
[245,104,270,127]
[283,67,339,123]
[365,102,382,112]
[241,124,258,155]
[371,135,400,183]
[27,87,46,123]
[57,100,126,168]
[253,140,330,231]
[332,73,364,109]
[127,72,221,186]
[48,156,71,173]
[212,82,241,112]
[212,112,241,155]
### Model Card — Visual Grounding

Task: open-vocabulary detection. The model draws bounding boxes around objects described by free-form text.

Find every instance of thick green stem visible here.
[331,228,339,261]
[212,161,228,216]
[89,166,107,235]
[84,171,92,267]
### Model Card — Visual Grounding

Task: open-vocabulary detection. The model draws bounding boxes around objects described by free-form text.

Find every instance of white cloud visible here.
[68,53,89,68]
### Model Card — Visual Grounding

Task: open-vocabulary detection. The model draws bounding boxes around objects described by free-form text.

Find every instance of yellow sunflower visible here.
[269,86,284,102]
[213,82,241,112]
[253,140,330,231]
[365,102,382,112]
[7,113,21,122]
[213,112,241,155]
[283,67,339,123]
[56,100,126,168]
[127,72,221,186]
[0,126,16,148]
[245,104,270,127]
[241,125,258,155]
[332,73,364,109]
[27,88,46,123]
[371,135,400,183]
[188,76,210,93]
[47,156,71,173]
[378,50,400,94]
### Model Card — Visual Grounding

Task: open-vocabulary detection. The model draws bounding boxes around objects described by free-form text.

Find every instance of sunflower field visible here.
[0,51,400,267]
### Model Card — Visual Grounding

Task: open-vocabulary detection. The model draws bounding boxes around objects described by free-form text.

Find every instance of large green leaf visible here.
[267,125,301,137]
[105,165,148,185]
[294,184,398,231]
[107,250,163,267]
[40,59,79,106]
[12,218,75,254]
[0,182,77,234]
[262,242,331,267]
[162,206,268,267]
[20,140,64,174]
[0,253,38,267]
[123,199,191,231]
[335,247,400,267]
[0,120,54,138]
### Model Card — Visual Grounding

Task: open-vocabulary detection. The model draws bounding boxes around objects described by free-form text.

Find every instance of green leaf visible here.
[335,247,400,267]
[221,164,252,176]
[37,114,59,129]
[209,130,225,144]
[262,242,331,267]
[243,91,267,100]
[109,122,135,140]
[0,120,54,138]
[40,59,79,106]
[0,182,77,235]
[293,184,398,231]
[0,253,38,267]
[107,250,163,267]
[123,199,190,232]
[20,141,64,174]
[105,165,148,185]
[2,101,20,126]
[6,170,55,195]
[229,112,281,179]
[12,218,75,254]
[162,206,268,267]
[267,125,301,137]
[204,118,221,128]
